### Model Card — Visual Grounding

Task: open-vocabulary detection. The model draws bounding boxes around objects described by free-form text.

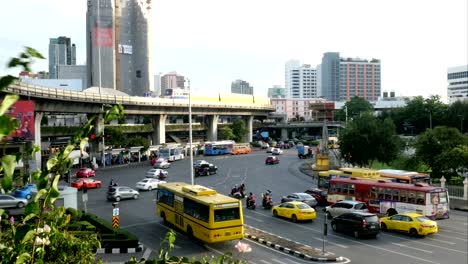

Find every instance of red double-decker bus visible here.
[327,178,449,219]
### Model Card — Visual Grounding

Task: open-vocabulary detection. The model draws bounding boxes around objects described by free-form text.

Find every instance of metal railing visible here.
[6,82,274,111]
[433,183,464,198]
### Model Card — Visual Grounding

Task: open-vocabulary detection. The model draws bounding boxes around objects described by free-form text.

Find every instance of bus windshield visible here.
[214,207,240,222]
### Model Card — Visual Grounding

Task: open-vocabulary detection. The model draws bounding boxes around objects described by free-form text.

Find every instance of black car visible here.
[195,163,218,176]
[330,212,380,238]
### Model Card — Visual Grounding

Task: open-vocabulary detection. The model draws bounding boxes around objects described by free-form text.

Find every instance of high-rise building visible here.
[267,85,287,98]
[321,52,381,101]
[49,37,76,79]
[231,79,253,95]
[284,60,318,99]
[320,52,340,101]
[161,72,185,96]
[447,65,468,104]
[339,58,381,101]
[86,0,153,96]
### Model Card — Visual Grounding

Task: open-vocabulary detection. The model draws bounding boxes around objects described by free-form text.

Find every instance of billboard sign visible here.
[4,100,35,141]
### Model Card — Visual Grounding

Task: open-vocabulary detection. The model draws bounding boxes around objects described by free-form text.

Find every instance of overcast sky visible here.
[0,0,466,101]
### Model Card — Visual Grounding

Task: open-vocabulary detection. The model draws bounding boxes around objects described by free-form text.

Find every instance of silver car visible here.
[0,194,28,208]
[324,200,368,219]
[107,186,139,201]
[281,193,317,208]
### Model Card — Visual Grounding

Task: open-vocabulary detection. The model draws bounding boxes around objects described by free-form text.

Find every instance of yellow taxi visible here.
[380,212,438,237]
[272,201,316,222]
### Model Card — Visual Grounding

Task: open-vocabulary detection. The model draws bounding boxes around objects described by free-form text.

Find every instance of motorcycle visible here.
[246,197,256,210]
[262,197,273,209]
[230,186,245,199]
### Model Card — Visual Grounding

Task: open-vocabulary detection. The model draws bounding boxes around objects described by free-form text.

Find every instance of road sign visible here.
[112,216,119,229]
[82,193,88,202]
[113,208,119,216]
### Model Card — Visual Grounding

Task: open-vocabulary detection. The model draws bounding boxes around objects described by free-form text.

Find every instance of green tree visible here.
[339,113,401,167]
[218,126,234,140]
[104,126,126,147]
[344,96,374,120]
[444,100,468,134]
[126,137,150,149]
[231,119,247,143]
[414,126,468,179]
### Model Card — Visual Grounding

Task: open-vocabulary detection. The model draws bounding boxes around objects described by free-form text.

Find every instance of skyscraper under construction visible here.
[86,0,153,96]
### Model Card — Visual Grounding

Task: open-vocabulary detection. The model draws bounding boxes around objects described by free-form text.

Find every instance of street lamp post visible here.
[188,79,194,185]
[102,107,105,168]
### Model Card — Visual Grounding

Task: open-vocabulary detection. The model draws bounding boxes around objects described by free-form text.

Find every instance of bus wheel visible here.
[187,226,194,240]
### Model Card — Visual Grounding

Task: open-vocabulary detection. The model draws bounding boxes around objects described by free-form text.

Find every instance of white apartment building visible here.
[447,65,468,104]
[285,60,318,99]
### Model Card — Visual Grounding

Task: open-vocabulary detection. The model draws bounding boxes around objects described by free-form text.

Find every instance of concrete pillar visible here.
[34,112,44,170]
[281,128,288,141]
[243,115,253,143]
[206,115,219,142]
[440,176,446,189]
[463,177,468,200]
[152,114,167,144]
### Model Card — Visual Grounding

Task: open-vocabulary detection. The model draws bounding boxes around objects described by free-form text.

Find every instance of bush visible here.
[65,207,83,221]
[250,141,261,147]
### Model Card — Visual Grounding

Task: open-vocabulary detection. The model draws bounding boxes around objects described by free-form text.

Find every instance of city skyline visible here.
[0,0,466,101]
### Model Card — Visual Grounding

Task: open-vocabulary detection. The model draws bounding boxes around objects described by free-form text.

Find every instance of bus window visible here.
[408,191,416,204]
[378,187,385,199]
[416,192,425,205]
[342,184,349,194]
[399,190,407,202]
[392,189,399,201]
[215,208,240,222]
[370,186,377,198]
[385,189,392,200]
[157,189,174,206]
[335,184,342,193]
[183,198,209,222]
[349,184,355,195]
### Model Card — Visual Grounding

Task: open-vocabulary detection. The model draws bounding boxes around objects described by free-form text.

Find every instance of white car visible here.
[272,148,283,155]
[136,178,166,191]
[266,147,275,153]
[154,158,171,169]
[145,168,168,179]
[324,200,368,219]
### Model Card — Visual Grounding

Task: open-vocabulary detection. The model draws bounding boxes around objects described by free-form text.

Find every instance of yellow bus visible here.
[156,182,244,243]
[379,169,431,184]
[339,168,381,179]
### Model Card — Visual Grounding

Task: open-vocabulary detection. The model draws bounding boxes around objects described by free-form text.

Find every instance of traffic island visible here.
[244,225,346,262]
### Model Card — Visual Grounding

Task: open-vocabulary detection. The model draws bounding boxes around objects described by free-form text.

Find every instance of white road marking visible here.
[348,239,440,264]
[142,248,152,260]
[245,214,264,222]
[438,228,468,235]
[271,258,289,264]
[425,237,456,245]
[282,258,301,264]
[391,243,433,254]
[382,233,467,254]
[434,233,468,241]
[260,260,271,264]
